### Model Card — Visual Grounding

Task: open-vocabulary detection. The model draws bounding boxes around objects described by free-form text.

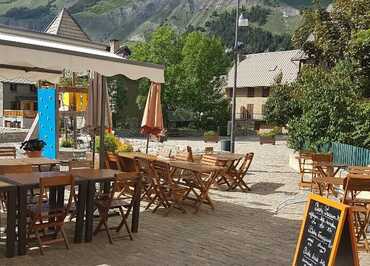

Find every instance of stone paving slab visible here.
[0,139,369,265]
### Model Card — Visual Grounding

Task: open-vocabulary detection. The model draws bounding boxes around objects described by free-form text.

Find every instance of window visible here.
[262,87,270,97]
[9,83,17,92]
[246,104,254,119]
[247,87,254,97]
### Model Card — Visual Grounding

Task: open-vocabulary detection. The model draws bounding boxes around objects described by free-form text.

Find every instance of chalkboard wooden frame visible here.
[292,194,359,266]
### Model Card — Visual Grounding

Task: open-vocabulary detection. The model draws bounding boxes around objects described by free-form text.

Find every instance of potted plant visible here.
[21,139,46,157]
[203,130,220,143]
[258,127,280,145]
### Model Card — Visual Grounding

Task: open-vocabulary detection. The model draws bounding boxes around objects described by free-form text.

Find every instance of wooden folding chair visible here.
[0,147,16,158]
[27,175,75,255]
[135,157,156,207]
[175,146,194,162]
[150,160,188,215]
[297,151,314,188]
[93,172,137,243]
[105,153,123,170]
[342,173,370,251]
[311,153,333,194]
[218,153,254,192]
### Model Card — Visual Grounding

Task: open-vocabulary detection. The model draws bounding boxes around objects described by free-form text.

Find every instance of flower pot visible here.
[259,136,276,145]
[26,150,42,158]
[204,134,220,143]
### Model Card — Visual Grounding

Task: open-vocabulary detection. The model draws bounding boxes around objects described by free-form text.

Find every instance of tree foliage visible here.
[131,26,230,129]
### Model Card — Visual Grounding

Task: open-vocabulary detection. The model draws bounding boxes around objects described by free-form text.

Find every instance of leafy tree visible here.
[264,84,301,126]
[131,26,230,129]
[287,62,363,150]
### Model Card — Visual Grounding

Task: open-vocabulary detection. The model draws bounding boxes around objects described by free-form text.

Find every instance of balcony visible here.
[3,109,37,119]
[236,112,265,121]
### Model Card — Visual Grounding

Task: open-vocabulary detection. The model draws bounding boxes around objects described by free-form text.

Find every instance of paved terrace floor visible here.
[1,139,369,265]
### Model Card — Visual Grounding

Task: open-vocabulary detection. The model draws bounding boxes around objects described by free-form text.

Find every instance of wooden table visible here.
[314,162,348,178]
[168,160,224,213]
[0,171,88,255]
[70,169,142,241]
[0,180,16,258]
[118,152,157,171]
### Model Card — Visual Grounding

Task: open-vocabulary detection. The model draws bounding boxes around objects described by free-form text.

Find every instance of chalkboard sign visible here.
[292,194,359,266]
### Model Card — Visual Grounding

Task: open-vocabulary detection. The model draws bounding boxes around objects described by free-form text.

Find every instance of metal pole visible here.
[99,76,106,169]
[230,0,240,153]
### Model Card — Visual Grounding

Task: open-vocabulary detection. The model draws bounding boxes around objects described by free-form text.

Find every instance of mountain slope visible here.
[0,0,331,42]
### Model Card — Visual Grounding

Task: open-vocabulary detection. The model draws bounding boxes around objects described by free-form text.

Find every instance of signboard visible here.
[292,194,359,266]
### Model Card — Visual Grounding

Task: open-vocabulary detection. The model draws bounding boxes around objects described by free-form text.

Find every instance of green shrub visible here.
[95,133,119,153]
[61,138,74,148]
[204,130,218,138]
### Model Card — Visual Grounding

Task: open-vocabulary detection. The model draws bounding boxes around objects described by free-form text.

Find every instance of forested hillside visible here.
[0,0,330,43]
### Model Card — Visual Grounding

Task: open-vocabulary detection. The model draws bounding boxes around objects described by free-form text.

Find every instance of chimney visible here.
[109,39,120,54]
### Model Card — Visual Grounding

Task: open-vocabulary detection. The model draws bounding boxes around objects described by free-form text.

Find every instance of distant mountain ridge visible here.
[0,0,331,42]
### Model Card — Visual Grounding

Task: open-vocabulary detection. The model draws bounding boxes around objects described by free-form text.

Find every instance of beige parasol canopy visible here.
[141,83,164,136]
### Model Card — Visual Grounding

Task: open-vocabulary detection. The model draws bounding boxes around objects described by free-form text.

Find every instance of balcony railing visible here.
[236,112,265,121]
[3,109,37,119]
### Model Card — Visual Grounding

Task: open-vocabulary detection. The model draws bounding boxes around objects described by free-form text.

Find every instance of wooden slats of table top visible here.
[168,160,224,173]
[205,153,244,161]
[0,169,122,186]
[118,152,158,161]
[70,169,120,181]
[0,157,60,166]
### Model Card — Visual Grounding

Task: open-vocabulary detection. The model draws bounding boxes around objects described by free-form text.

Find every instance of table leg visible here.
[74,182,87,243]
[6,187,16,258]
[131,176,142,233]
[17,186,27,255]
[85,181,95,242]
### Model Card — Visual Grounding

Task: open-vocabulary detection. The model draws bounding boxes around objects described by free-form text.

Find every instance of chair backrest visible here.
[0,147,16,159]
[135,157,153,177]
[105,153,122,170]
[342,173,370,204]
[151,160,173,186]
[312,153,333,164]
[69,160,93,170]
[239,153,254,175]
[37,175,75,223]
[0,164,33,174]
[201,155,226,167]
[204,147,214,154]
[175,146,193,162]
[113,171,140,200]
[297,151,313,173]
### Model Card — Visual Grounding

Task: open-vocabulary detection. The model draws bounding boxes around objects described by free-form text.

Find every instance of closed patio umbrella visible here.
[141,82,164,154]
[86,71,112,168]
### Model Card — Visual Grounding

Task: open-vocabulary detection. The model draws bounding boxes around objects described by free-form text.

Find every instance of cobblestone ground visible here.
[1,138,369,265]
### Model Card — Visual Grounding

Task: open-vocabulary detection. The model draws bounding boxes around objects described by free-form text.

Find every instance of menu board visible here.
[292,194,359,266]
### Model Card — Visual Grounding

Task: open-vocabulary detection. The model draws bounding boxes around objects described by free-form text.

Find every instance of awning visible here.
[0,29,165,83]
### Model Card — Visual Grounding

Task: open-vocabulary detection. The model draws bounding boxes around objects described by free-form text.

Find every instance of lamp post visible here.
[230,0,248,153]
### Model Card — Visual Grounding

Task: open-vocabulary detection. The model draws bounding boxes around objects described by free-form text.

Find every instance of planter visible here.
[259,136,276,145]
[26,150,42,157]
[204,135,220,143]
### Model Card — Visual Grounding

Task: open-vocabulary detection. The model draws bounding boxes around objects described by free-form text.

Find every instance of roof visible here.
[226,50,302,88]
[45,8,90,42]
[0,26,165,83]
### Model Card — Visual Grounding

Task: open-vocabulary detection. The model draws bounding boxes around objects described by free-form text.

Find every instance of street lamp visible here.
[230,0,248,153]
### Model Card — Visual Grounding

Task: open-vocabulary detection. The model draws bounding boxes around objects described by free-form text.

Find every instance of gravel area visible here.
[0,138,369,265]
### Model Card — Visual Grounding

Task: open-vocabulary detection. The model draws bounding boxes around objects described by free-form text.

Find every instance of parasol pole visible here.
[145,134,150,154]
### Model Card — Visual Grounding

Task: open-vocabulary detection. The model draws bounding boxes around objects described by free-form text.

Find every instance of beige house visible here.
[226,49,304,130]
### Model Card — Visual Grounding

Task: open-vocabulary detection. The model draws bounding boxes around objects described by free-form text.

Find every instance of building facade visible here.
[226,50,304,130]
